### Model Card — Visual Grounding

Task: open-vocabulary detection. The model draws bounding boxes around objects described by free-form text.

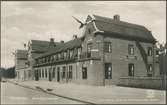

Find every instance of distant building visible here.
[15,50,28,80]
[15,39,59,81]
[15,14,164,89]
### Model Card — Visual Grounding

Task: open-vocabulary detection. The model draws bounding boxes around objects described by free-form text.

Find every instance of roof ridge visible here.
[31,39,50,42]
[35,38,82,59]
[92,14,149,32]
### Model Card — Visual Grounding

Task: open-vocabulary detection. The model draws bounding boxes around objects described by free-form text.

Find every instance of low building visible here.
[15,50,28,81]
[15,39,59,81]
[32,14,162,88]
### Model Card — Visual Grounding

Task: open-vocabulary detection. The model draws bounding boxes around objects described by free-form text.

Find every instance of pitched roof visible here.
[16,50,27,59]
[30,40,59,52]
[92,15,156,43]
[35,38,82,59]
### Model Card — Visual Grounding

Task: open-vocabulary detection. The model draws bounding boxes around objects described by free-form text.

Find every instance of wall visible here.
[94,34,160,85]
[118,76,166,89]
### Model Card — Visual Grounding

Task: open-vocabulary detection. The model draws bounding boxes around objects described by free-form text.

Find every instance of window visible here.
[44,58,46,63]
[64,52,67,58]
[61,52,64,59]
[156,50,159,56]
[128,44,134,55]
[53,67,55,78]
[82,67,87,79]
[74,48,78,58]
[148,47,153,56]
[104,42,112,53]
[58,53,61,60]
[48,56,51,62]
[69,65,73,79]
[87,43,92,52]
[62,66,66,78]
[70,50,74,58]
[128,64,134,76]
[78,48,82,58]
[50,56,53,62]
[105,63,112,79]
[56,54,58,60]
[147,64,153,77]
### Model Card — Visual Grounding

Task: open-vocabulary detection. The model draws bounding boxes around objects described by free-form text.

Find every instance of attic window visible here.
[148,47,153,56]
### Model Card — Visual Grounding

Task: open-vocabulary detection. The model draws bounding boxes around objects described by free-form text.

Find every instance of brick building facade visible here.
[15,14,164,88]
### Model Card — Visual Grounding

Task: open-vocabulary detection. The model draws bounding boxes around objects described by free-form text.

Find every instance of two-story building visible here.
[33,14,162,88]
[15,39,59,81]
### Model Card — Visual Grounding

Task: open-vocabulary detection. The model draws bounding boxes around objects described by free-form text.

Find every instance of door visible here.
[104,63,112,85]
[35,70,39,81]
[105,63,112,79]
[49,69,52,81]
[57,69,60,82]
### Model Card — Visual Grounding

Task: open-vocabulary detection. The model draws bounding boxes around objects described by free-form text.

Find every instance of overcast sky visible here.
[1,1,166,68]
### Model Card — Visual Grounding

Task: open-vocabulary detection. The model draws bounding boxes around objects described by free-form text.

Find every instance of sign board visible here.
[91,49,99,52]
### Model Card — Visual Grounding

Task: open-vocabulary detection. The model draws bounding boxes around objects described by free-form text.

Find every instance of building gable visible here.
[86,14,156,43]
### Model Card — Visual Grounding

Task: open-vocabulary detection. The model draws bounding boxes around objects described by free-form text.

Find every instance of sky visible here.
[1,1,166,68]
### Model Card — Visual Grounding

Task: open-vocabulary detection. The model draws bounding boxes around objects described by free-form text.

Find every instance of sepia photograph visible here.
[1,1,166,104]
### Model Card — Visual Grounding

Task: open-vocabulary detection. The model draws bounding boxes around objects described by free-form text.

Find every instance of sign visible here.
[91,49,99,52]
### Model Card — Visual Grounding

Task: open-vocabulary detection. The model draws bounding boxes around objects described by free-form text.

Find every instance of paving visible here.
[8,79,166,104]
[1,82,84,104]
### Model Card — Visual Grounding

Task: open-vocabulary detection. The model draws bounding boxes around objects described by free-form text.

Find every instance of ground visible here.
[1,82,84,104]
[1,79,166,104]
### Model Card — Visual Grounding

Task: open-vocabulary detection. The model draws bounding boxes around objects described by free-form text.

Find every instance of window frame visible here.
[104,42,112,53]
[128,63,134,76]
[148,47,153,56]
[128,44,134,55]
[147,64,153,77]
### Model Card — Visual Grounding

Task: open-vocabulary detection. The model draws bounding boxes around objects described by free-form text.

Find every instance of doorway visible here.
[35,70,39,81]
[49,69,52,81]
[57,67,60,82]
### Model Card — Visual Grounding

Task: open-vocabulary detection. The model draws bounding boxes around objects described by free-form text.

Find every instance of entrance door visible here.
[57,68,60,82]
[35,70,39,81]
[105,63,112,79]
[104,63,112,85]
[49,69,52,81]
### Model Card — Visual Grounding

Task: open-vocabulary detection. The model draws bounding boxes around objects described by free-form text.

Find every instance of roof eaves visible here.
[94,31,156,43]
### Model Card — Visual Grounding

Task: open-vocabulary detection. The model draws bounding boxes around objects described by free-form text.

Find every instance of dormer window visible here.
[148,47,153,56]
[70,49,74,58]
[64,52,67,59]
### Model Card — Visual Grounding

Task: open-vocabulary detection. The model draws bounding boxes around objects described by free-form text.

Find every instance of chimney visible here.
[60,40,64,43]
[113,14,120,21]
[49,38,55,47]
[73,35,77,39]
[50,38,54,43]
